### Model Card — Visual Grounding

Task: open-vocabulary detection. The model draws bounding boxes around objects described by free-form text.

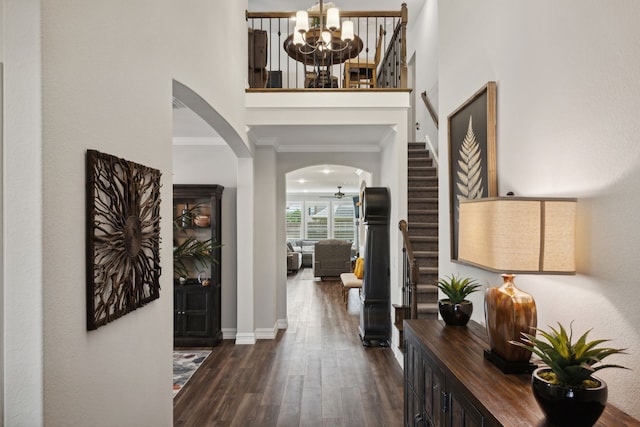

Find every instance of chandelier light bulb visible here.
[321,31,332,49]
[326,7,340,31]
[293,30,305,46]
[341,20,354,42]
[296,11,309,33]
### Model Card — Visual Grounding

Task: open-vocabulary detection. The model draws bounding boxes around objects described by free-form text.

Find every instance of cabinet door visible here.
[405,336,429,426]
[431,363,446,427]
[182,287,211,337]
[447,384,483,427]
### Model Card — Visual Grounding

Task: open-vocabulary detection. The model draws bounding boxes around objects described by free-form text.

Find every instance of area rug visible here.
[173,350,211,397]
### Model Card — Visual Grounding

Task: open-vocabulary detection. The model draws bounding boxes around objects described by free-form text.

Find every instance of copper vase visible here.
[484,274,537,362]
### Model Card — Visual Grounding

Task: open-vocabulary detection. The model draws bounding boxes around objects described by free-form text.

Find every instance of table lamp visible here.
[458,197,577,373]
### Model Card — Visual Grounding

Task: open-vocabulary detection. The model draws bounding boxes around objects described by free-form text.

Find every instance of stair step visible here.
[418,266,438,279]
[416,303,439,318]
[418,267,438,286]
[408,223,438,237]
[414,257,438,269]
[414,250,438,259]
[408,187,438,198]
[408,142,426,150]
[408,157,434,167]
[408,154,430,161]
[408,166,437,178]
[408,209,438,223]
[409,176,438,186]
[409,199,438,211]
[410,236,438,251]
[416,284,438,303]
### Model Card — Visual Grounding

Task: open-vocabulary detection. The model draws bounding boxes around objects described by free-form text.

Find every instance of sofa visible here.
[313,239,352,278]
[287,239,317,268]
[287,242,302,273]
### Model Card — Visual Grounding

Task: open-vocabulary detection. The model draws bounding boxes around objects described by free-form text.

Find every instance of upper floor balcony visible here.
[246,2,408,91]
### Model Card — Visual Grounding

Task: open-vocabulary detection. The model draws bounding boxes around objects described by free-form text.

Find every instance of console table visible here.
[404,319,640,427]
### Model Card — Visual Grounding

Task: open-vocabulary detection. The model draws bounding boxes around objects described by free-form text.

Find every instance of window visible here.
[286,200,355,241]
[332,202,355,240]
[305,202,329,240]
[285,203,303,239]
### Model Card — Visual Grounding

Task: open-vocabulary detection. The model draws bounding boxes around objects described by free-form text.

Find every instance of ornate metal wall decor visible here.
[86,150,162,330]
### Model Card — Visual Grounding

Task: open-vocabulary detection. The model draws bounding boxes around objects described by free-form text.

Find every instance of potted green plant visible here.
[512,322,628,426]
[436,274,481,326]
[173,203,220,285]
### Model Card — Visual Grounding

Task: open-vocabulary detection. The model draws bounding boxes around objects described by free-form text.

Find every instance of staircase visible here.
[407,142,439,319]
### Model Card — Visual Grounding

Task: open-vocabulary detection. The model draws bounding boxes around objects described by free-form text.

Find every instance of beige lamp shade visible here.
[458,197,577,274]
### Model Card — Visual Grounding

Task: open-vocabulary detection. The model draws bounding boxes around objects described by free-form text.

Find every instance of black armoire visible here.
[359,187,391,347]
[173,184,223,347]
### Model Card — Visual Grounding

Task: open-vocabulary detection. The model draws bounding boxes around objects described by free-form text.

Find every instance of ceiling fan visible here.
[320,185,346,199]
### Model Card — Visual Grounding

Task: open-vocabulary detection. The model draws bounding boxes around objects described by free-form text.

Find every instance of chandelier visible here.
[294,0,355,54]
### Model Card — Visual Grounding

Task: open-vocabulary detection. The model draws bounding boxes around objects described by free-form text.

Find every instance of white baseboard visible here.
[277,318,288,329]
[255,321,278,339]
[224,320,285,343]
[235,332,256,345]
[221,328,237,340]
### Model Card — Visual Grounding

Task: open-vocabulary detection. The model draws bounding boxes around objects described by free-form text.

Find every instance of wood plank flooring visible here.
[174,268,404,426]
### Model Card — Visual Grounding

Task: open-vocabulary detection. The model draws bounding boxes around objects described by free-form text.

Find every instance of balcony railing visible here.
[246,4,407,90]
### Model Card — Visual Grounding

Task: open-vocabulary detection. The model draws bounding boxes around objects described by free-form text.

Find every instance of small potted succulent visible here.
[512,322,628,427]
[436,274,481,326]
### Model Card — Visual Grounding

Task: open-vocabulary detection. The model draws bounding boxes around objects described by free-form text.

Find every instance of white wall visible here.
[378,123,408,361]
[173,144,239,337]
[407,0,438,158]
[41,1,175,423]
[3,0,249,425]
[254,147,278,336]
[438,0,640,418]
[4,1,43,424]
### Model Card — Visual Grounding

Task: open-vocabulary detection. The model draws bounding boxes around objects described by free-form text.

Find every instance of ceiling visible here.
[286,164,361,195]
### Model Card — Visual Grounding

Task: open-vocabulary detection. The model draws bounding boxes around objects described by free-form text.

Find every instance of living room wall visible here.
[173,144,239,337]
[438,1,640,418]
[4,0,250,425]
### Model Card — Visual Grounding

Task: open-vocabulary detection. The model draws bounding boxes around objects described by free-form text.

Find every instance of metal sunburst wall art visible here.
[86,150,162,330]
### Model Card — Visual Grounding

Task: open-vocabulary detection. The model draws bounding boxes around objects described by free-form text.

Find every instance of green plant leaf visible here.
[510,321,629,388]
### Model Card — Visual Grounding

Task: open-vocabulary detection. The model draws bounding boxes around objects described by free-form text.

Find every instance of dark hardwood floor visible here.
[174,268,404,426]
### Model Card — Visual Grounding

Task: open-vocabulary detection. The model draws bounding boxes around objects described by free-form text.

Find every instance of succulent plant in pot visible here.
[436,274,481,326]
[511,322,628,427]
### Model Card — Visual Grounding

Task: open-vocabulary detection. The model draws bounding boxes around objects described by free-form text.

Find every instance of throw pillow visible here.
[354,257,364,279]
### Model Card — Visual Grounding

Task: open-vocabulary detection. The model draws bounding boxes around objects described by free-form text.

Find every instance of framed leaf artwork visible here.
[447,82,497,261]
[86,150,162,330]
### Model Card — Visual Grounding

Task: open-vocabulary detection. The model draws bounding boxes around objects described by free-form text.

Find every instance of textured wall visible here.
[173,144,239,336]
[438,0,640,418]
[3,0,249,425]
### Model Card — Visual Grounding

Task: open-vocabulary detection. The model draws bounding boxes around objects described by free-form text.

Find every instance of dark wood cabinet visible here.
[404,320,640,427]
[174,285,212,339]
[173,184,223,347]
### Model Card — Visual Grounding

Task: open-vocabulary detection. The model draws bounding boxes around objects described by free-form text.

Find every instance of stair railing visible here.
[399,219,419,319]
[246,4,407,90]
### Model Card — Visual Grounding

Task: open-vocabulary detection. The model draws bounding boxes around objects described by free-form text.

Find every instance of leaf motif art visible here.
[456,116,484,203]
